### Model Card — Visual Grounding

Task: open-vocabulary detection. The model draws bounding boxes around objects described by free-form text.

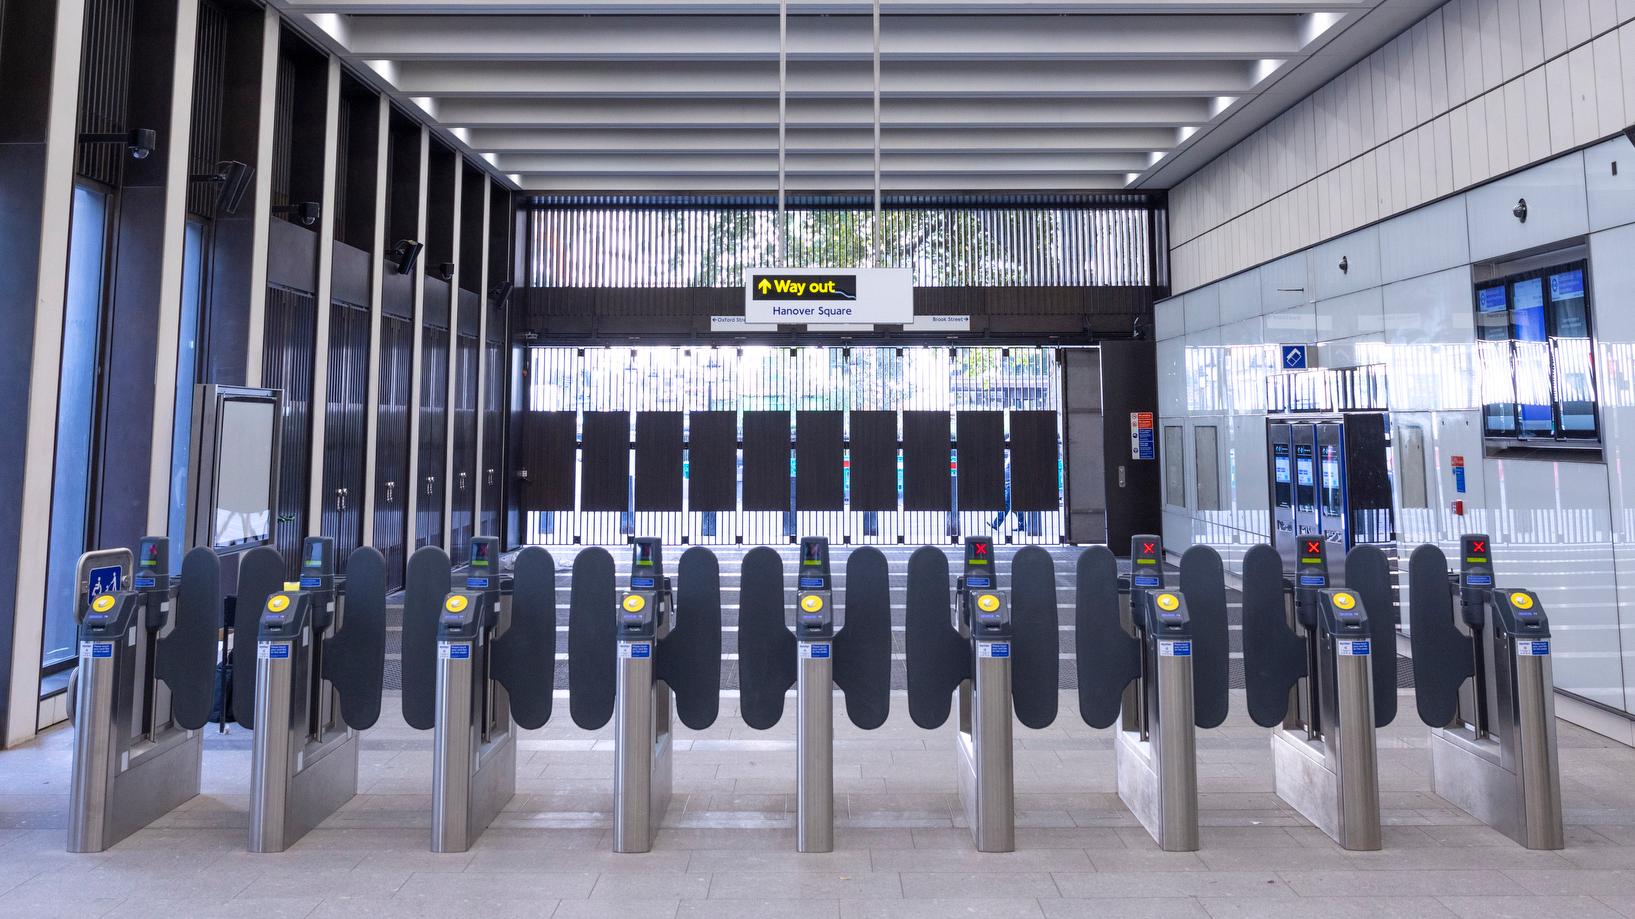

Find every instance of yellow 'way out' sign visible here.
[742,268,913,325]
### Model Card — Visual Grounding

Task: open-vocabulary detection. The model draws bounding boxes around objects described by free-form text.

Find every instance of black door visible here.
[261,286,317,576]
[416,323,450,549]
[320,300,369,570]
[374,313,413,591]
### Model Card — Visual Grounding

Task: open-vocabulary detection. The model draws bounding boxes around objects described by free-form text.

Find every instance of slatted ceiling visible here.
[527,202,1155,288]
[1010,410,1061,511]
[795,410,843,511]
[633,411,684,511]
[955,410,1004,511]
[848,410,897,512]
[687,410,737,512]
[416,325,450,547]
[742,410,791,512]
[902,411,951,511]
[580,410,630,512]
[262,286,318,576]
[374,314,414,590]
[523,411,576,511]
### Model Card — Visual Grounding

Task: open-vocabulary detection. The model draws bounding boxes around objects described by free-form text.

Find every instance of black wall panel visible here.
[479,307,504,538]
[449,328,479,561]
[1010,410,1060,512]
[848,411,897,511]
[634,411,684,511]
[416,324,450,548]
[522,411,576,511]
[261,286,317,576]
[742,411,791,512]
[688,411,737,512]
[580,411,629,512]
[903,411,951,511]
[795,411,843,511]
[956,411,1005,511]
[320,302,369,571]
[374,314,412,591]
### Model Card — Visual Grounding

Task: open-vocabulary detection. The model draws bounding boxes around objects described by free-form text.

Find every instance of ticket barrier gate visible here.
[1075,536,1229,852]
[1408,535,1562,849]
[738,538,891,852]
[905,538,1058,852]
[1241,539,1396,850]
[235,538,387,852]
[68,538,220,852]
[402,538,557,852]
[569,538,722,853]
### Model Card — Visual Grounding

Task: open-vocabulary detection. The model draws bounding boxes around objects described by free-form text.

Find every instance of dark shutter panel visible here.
[848,411,897,512]
[903,411,951,511]
[523,411,576,512]
[687,411,737,512]
[634,411,684,512]
[580,411,629,512]
[1010,410,1060,511]
[955,411,1005,511]
[795,411,843,511]
[742,411,791,512]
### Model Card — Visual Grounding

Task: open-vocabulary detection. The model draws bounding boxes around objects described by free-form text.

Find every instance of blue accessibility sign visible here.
[87,565,123,605]
[1281,345,1309,369]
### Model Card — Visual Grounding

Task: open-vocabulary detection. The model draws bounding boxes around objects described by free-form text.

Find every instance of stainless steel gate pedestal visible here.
[797,639,834,854]
[614,651,673,854]
[957,638,1015,853]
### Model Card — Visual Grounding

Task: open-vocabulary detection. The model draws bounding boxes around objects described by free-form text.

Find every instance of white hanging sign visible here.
[744,268,914,325]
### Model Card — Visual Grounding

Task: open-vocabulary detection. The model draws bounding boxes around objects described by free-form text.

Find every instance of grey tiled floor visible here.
[6,690,1635,918]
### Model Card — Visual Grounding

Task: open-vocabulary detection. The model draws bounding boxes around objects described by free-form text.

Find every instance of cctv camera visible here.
[436,262,455,282]
[127,128,157,160]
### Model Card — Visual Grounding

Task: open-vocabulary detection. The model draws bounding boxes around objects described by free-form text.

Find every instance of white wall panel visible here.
[1381,266,1476,346]
[1465,151,1589,260]
[1183,284,1221,333]
[1218,269,1262,324]
[1379,197,1470,282]
[1584,137,1635,231]
[1314,289,1385,342]
[1308,226,1382,301]
[1154,295,1185,341]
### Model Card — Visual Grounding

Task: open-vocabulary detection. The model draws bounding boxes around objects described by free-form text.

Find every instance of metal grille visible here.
[271,52,295,211]
[186,1,226,218]
[527,200,1156,288]
[75,0,135,186]
[519,345,1063,547]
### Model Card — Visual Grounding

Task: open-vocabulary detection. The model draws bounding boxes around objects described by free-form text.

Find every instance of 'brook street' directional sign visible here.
[743,267,913,325]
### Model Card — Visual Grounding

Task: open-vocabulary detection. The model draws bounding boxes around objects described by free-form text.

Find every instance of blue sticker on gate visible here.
[467,577,491,589]
[90,642,113,659]
[1299,575,1327,587]
[799,577,825,589]
[299,577,322,590]
[449,643,471,660]
[1465,574,1492,587]
[1133,575,1160,588]
[268,643,291,659]
[134,577,156,589]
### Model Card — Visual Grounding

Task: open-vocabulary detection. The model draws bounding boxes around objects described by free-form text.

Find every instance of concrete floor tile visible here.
[897,872,1062,899]
[676,898,839,919]
[1052,871,1293,899]
[840,897,1046,918]
[588,873,711,899]
[1196,896,1459,918]
[554,899,680,919]
[1277,868,1526,897]
[707,870,904,899]
[1436,895,1627,919]
[1042,899,1212,919]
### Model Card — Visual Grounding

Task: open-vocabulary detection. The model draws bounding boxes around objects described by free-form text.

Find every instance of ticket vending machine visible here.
[1075,536,1229,851]
[68,538,220,852]
[568,538,722,853]
[236,538,386,852]
[402,538,557,852]
[1407,536,1563,849]
[1267,415,1393,570]
[905,538,1058,852]
[1241,538,1396,849]
[738,538,891,852]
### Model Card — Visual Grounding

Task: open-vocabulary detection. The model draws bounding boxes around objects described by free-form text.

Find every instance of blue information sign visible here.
[1281,345,1308,369]
[87,565,123,605]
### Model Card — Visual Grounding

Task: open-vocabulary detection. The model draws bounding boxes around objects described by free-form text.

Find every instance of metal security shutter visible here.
[903,411,951,511]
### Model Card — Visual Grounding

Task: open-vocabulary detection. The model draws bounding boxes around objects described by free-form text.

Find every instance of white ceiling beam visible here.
[460,125,1188,153]
[293,1,1369,11]
[384,58,1267,97]
[512,172,1136,191]
[341,14,1311,60]
[433,96,1216,128]
[493,150,1154,173]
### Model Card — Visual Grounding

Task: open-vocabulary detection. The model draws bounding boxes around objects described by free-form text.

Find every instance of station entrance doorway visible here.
[509,345,1080,547]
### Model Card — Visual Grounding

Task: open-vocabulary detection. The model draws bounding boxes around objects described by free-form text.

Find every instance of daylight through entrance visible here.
[515,345,1066,546]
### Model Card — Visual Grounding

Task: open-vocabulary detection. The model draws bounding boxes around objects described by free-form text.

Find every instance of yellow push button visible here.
[1511,592,1534,610]
[1333,592,1356,611]
[977,594,1001,613]
[1156,593,1180,612]
[91,594,116,613]
[445,595,469,613]
[623,594,647,613]
[800,594,825,613]
[267,595,290,613]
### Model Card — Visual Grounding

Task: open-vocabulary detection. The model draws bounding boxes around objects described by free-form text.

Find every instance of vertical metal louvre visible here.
[261,286,317,576]
[75,0,135,187]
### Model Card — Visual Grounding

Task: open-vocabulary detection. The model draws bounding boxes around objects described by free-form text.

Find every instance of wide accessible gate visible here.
[512,346,1066,546]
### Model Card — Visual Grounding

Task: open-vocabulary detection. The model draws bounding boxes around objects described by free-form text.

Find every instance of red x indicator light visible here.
[1305,541,1322,554]
[1141,542,1156,555]
[1472,540,1486,554]
[973,542,988,556]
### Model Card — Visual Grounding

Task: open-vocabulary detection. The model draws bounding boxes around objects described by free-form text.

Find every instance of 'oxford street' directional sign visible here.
[744,268,914,325]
